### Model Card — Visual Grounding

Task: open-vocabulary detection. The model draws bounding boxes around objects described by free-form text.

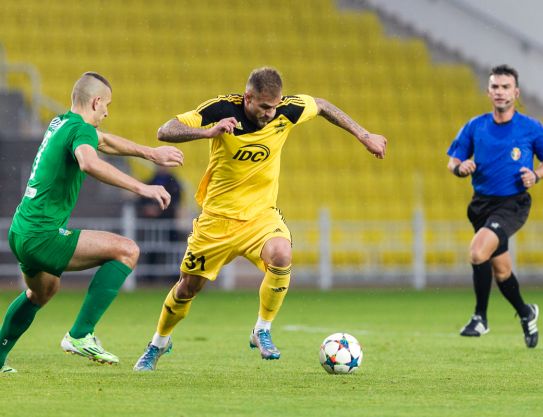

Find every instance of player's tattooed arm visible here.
[315,98,368,138]
[158,117,238,142]
[315,98,387,159]
[158,118,208,142]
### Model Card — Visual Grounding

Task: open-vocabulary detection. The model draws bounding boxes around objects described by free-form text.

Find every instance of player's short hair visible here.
[83,72,112,91]
[490,65,519,87]
[71,72,112,107]
[246,67,282,96]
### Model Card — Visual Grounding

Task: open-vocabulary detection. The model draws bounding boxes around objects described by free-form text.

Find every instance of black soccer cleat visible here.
[520,304,539,348]
[460,314,489,337]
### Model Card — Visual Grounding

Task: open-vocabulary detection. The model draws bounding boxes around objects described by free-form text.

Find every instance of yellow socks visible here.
[156,284,194,336]
[258,264,291,322]
[155,265,291,338]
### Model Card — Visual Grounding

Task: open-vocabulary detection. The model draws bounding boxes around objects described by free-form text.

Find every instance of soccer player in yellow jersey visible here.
[134,67,387,371]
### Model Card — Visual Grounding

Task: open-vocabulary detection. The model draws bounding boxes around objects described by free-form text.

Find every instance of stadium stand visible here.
[1,0,542,274]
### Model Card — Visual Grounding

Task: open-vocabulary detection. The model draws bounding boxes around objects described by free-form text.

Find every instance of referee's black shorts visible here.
[467,192,531,257]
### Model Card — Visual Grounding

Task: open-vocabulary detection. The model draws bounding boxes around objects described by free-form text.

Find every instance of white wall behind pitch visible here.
[365,0,543,103]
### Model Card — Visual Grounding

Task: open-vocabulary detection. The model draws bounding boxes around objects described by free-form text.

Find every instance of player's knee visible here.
[176,275,205,299]
[269,249,291,267]
[267,242,292,267]
[491,263,511,281]
[262,237,292,267]
[26,280,59,306]
[176,286,197,299]
[116,239,140,268]
[493,271,511,282]
[469,248,490,265]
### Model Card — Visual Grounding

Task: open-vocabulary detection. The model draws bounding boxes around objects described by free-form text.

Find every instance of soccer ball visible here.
[319,332,363,374]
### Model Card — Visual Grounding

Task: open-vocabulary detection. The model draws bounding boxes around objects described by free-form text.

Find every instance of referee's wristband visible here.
[453,164,467,177]
[534,171,540,184]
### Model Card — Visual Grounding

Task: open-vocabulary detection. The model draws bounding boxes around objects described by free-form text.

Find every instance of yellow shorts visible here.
[180,208,291,280]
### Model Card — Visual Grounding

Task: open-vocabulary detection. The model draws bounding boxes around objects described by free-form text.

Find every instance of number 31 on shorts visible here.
[184,251,206,271]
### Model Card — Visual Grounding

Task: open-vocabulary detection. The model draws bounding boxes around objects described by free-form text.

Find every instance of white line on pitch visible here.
[282,324,458,338]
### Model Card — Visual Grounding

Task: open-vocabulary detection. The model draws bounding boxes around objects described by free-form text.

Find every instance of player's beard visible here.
[256,119,269,128]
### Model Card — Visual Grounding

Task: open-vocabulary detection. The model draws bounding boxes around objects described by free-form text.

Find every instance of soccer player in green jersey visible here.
[0,72,184,373]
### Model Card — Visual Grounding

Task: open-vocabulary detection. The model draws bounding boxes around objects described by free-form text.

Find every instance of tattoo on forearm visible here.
[160,121,207,143]
[320,102,363,136]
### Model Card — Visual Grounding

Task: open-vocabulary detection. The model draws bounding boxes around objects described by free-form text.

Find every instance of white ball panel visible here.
[333,364,351,374]
[323,341,340,356]
[335,348,352,364]
[349,343,361,359]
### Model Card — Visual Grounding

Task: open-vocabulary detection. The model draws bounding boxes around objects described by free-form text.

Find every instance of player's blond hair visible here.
[246,67,282,96]
[71,72,112,107]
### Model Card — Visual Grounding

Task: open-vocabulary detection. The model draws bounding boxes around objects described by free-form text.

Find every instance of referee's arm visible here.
[448,157,476,178]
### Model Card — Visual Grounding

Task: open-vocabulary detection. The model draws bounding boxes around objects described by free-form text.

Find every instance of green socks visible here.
[0,260,131,366]
[0,291,41,367]
[69,260,132,339]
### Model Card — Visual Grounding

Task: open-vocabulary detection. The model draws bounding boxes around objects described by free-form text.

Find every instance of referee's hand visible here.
[520,167,539,188]
[457,160,476,176]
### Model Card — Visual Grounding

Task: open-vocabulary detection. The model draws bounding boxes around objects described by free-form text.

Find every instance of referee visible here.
[447,64,540,348]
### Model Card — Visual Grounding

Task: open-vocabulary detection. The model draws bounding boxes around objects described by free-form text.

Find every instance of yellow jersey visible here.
[177,94,318,220]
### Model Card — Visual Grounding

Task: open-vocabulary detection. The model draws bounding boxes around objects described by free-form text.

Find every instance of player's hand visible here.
[520,167,539,188]
[360,133,387,159]
[140,185,171,210]
[207,117,238,137]
[457,160,477,176]
[150,146,184,167]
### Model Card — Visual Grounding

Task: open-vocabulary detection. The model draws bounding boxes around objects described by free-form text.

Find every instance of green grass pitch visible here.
[1,288,542,417]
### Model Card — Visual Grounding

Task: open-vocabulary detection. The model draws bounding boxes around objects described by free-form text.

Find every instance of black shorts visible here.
[467,192,531,257]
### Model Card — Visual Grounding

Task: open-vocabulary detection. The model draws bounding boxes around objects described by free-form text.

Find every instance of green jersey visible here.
[10,111,98,236]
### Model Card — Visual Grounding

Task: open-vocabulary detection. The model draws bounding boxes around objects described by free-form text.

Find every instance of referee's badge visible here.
[511,147,521,160]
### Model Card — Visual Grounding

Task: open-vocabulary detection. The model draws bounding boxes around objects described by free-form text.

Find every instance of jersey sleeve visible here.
[532,121,543,162]
[447,120,474,160]
[177,109,205,128]
[177,96,233,128]
[71,123,98,155]
[295,94,318,124]
[279,94,318,126]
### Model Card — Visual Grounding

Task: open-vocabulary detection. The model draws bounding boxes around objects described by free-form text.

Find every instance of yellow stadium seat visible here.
[0,0,497,269]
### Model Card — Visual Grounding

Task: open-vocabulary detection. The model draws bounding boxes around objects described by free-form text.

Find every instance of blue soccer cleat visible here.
[133,339,173,371]
[249,329,281,360]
